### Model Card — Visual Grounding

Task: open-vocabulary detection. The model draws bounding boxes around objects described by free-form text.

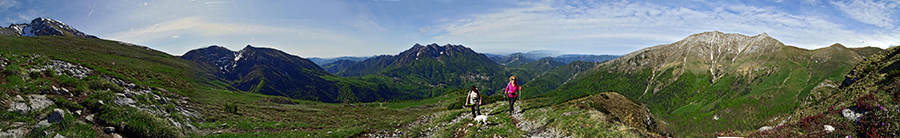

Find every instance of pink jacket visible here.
[505,82,519,97]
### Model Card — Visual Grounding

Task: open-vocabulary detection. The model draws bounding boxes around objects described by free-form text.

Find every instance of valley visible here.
[1,17,897,138]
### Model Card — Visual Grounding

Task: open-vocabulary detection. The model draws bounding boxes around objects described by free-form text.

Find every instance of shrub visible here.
[224,102,239,114]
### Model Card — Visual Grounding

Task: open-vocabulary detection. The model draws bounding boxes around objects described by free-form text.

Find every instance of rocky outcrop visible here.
[6,95,54,115]
[592,92,670,136]
[2,53,200,137]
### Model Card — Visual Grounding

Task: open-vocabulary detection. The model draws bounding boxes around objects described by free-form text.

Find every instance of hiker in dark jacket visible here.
[465,86,482,117]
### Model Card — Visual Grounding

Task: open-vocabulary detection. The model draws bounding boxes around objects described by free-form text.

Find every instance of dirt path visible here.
[509,102,569,138]
[390,101,568,138]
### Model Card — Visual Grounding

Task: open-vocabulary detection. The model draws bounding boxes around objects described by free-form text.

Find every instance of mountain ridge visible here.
[543,31,879,136]
[0,17,98,38]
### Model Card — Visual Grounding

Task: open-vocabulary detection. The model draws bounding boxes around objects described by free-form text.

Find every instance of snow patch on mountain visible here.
[1,17,97,38]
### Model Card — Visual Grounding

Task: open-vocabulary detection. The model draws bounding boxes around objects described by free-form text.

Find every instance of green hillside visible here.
[0,36,434,137]
[734,44,900,137]
[538,32,874,137]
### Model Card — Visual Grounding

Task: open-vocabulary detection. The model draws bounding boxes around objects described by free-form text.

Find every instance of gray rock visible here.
[167,118,182,129]
[53,133,66,138]
[59,87,69,94]
[114,97,136,107]
[7,102,29,115]
[103,127,115,133]
[159,97,168,104]
[85,114,95,122]
[28,95,54,111]
[10,122,26,127]
[49,108,65,123]
[758,126,773,132]
[34,120,51,128]
[52,86,60,93]
[842,109,865,121]
[824,125,835,133]
[111,133,123,138]
[97,100,104,105]
[0,128,26,138]
[75,110,82,116]
[13,95,24,101]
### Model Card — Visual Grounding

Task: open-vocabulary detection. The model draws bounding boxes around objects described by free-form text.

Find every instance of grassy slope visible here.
[0,36,212,137]
[539,45,863,137]
[0,36,213,93]
[737,45,900,137]
[0,36,438,137]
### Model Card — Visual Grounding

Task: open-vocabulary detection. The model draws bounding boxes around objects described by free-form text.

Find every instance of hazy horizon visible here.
[2,0,898,58]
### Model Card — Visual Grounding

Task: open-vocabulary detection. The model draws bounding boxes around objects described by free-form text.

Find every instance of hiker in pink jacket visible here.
[505,76,521,114]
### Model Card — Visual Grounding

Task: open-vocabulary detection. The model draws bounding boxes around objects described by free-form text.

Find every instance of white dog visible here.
[474,115,489,125]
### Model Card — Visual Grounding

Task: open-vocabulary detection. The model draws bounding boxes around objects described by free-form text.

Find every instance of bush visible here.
[447,100,463,110]
[224,102,239,114]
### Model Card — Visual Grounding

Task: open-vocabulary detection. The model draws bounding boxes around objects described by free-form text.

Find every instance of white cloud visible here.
[106,16,399,57]
[4,9,38,24]
[0,0,19,11]
[434,0,900,54]
[108,16,292,42]
[830,0,899,28]
[419,26,431,34]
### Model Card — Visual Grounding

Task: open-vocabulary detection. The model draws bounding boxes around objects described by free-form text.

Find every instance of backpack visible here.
[467,90,479,105]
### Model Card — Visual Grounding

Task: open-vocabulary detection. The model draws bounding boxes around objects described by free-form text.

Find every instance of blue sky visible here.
[1,0,899,58]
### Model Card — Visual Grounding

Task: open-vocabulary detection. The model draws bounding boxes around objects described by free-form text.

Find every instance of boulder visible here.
[126,83,136,89]
[49,108,65,123]
[758,126,773,132]
[824,125,835,133]
[113,97,136,107]
[103,127,115,133]
[28,95,54,111]
[841,109,865,121]
[111,133,123,138]
[34,120,51,128]
[52,86,60,93]
[53,133,66,138]
[7,102,29,115]
[0,128,26,138]
[85,114,95,122]
[13,95,24,101]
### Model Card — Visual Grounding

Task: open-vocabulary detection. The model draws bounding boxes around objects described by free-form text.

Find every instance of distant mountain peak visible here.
[0,17,98,38]
[608,31,785,83]
[829,43,846,48]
